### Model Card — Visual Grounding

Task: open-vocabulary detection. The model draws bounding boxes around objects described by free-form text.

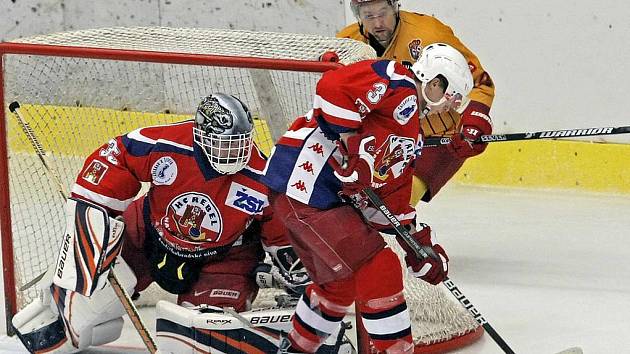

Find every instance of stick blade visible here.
[554,347,583,354]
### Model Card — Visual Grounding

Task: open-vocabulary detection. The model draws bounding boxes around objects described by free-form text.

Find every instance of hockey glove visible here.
[448,101,493,159]
[331,134,376,198]
[264,245,311,297]
[397,223,449,285]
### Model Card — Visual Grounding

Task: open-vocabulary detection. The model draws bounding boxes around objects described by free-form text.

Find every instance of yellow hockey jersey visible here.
[338,11,495,137]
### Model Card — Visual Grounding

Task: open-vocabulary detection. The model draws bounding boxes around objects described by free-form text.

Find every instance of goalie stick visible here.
[8,101,159,354]
[362,188,584,354]
[423,125,630,147]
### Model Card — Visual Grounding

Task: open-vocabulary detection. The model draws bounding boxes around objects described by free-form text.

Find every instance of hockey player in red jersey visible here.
[338,0,495,205]
[263,43,474,353]
[11,93,308,353]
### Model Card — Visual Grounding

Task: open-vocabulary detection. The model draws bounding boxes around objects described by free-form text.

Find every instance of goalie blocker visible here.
[11,198,135,353]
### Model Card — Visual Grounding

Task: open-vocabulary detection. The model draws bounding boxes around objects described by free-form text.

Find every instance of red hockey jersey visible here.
[71,120,287,259]
[262,60,422,228]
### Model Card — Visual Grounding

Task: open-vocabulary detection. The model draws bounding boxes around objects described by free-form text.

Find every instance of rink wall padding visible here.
[455,139,630,194]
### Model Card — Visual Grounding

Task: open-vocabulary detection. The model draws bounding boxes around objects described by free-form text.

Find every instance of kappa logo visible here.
[298,161,315,174]
[151,156,177,185]
[291,180,307,193]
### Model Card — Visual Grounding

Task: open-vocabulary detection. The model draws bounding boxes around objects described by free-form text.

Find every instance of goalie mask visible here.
[411,43,474,113]
[193,93,254,174]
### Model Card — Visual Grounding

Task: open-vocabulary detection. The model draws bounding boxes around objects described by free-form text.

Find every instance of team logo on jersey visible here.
[81,160,108,185]
[162,192,222,242]
[408,39,423,61]
[393,95,418,124]
[225,182,268,215]
[374,135,416,181]
[151,156,178,185]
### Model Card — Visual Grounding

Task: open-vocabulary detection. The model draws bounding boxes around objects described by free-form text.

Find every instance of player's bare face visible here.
[417,78,447,114]
[359,2,397,47]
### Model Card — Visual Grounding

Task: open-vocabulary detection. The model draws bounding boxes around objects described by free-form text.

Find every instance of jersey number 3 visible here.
[367,82,387,104]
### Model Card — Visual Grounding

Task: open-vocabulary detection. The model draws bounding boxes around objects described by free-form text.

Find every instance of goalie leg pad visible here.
[11,297,72,353]
[53,198,125,297]
[53,258,137,351]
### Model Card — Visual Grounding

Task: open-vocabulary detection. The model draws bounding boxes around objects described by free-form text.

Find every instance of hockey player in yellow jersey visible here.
[338,0,495,205]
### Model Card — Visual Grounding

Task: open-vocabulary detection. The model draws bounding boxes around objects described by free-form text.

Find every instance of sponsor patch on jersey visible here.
[81,160,108,185]
[393,95,418,124]
[161,192,222,242]
[151,156,178,185]
[225,182,268,215]
[408,39,423,61]
[374,135,416,181]
[209,289,240,299]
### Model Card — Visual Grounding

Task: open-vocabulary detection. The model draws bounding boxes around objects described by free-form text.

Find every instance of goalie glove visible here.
[447,101,493,159]
[396,223,449,285]
[262,245,311,297]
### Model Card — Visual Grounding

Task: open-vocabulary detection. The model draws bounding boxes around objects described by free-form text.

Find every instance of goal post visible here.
[0,27,482,352]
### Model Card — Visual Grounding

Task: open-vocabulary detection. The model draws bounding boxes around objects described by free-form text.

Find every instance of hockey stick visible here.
[361,187,516,354]
[9,101,159,354]
[423,125,630,147]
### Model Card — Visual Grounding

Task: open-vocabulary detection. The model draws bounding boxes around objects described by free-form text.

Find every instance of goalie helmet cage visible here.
[0,27,482,352]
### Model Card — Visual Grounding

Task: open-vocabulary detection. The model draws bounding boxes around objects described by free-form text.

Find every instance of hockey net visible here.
[0,27,481,352]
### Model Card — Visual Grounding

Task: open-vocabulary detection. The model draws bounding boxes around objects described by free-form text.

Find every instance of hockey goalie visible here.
[10,93,315,353]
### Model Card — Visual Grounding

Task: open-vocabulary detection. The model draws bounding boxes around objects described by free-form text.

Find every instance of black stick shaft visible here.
[363,188,516,354]
[424,125,630,147]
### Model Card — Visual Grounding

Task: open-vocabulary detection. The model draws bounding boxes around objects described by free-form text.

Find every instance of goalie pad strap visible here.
[53,198,125,296]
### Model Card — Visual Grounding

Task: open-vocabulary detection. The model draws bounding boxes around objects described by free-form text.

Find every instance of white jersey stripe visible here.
[313,94,361,123]
[127,128,194,151]
[71,184,135,212]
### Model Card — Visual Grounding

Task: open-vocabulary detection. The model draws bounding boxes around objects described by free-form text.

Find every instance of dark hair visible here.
[436,74,449,92]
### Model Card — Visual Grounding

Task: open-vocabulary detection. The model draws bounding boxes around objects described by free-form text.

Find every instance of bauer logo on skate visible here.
[81,160,108,185]
[161,192,222,242]
[151,156,177,185]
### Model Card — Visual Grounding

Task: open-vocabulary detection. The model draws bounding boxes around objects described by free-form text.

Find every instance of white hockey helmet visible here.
[193,93,254,174]
[411,43,474,110]
[350,0,399,18]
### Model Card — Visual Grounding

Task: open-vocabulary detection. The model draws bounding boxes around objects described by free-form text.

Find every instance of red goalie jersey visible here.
[71,120,287,259]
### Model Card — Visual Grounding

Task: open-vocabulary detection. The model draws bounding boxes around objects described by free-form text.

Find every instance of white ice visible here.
[1,184,629,353]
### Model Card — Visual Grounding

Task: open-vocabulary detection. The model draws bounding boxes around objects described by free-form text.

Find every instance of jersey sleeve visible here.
[313,60,416,137]
[70,127,159,215]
